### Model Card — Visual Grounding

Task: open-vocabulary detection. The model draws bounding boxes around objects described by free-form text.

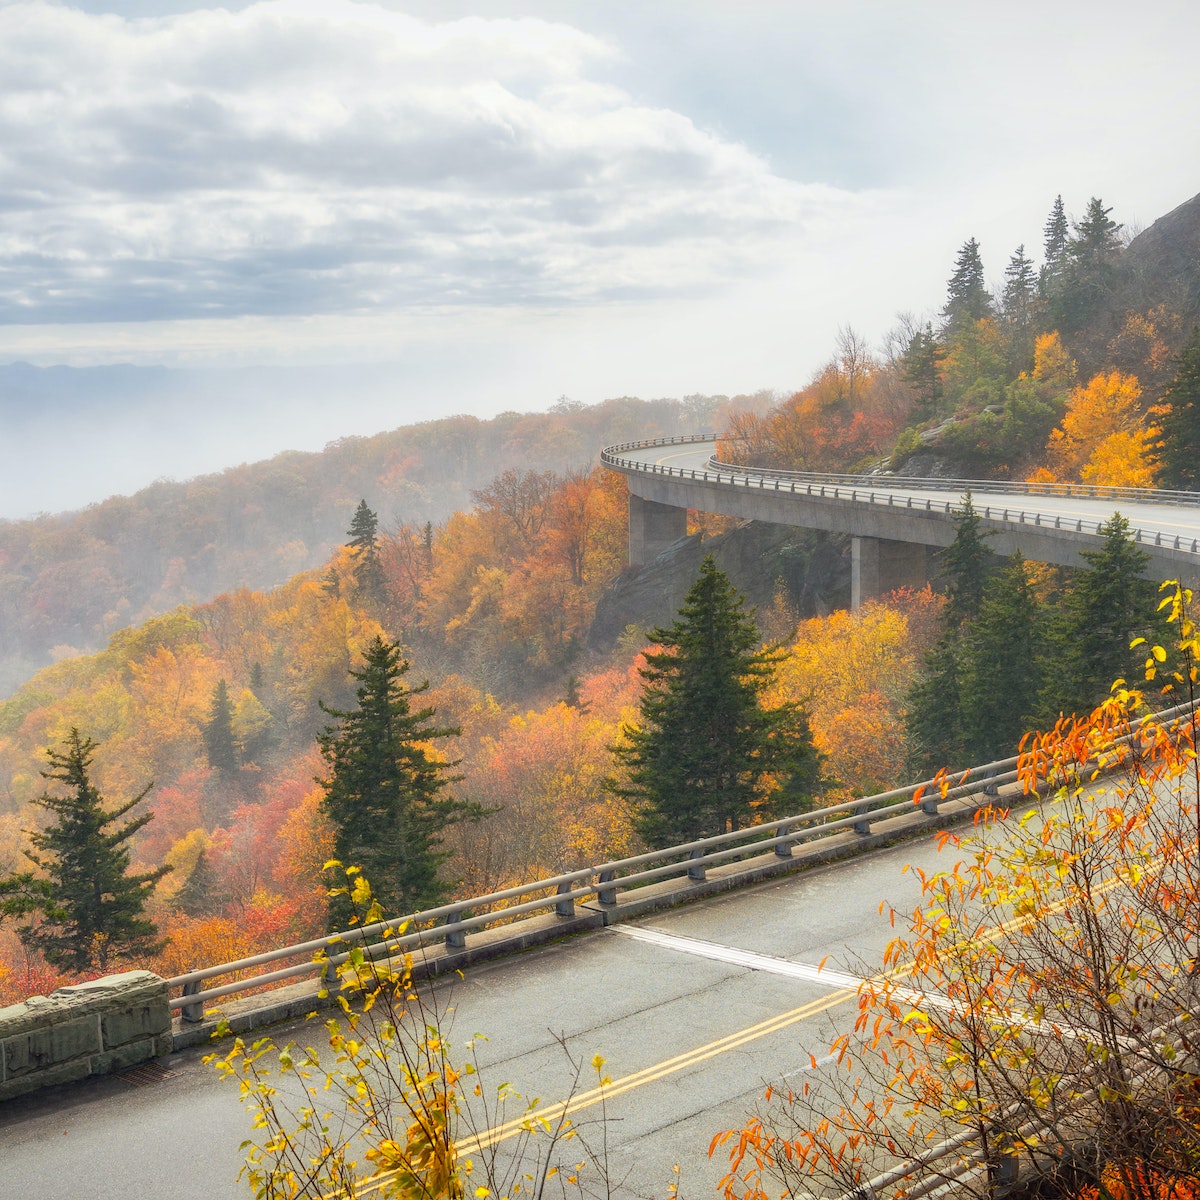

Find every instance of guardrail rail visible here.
[167,699,1198,1019]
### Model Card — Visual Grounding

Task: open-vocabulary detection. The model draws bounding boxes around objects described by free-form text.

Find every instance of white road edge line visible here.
[611,925,866,990]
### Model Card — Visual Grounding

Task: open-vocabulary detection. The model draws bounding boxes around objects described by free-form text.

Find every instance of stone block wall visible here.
[0,970,171,1101]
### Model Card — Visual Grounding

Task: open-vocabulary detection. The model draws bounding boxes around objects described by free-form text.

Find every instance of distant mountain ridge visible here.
[0,395,727,697]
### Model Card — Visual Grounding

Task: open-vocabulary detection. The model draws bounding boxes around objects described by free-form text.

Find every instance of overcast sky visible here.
[2,0,1199,515]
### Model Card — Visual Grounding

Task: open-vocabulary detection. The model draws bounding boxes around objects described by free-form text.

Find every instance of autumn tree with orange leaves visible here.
[713,582,1200,1200]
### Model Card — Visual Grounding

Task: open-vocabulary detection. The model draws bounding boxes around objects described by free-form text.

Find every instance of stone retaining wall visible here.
[0,970,171,1101]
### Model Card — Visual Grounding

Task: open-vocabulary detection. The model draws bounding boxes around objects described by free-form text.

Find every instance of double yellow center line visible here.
[457,984,859,1156]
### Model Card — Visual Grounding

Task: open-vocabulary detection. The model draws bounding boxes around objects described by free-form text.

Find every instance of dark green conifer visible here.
[905,496,997,775]
[959,553,1043,760]
[1040,194,1070,296]
[562,674,590,712]
[174,849,222,918]
[1052,197,1124,337]
[1153,326,1200,490]
[1000,244,1039,369]
[20,729,168,972]
[1039,514,1158,720]
[940,494,996,627]
[942,238,992,334]
[903,322,945,419]
[317,636,475,929]
[610,557,821,847]
[346,499,385,600]
[203,678,239,774]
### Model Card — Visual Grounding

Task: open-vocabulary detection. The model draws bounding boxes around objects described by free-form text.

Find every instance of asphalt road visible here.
[0,832,952,1200]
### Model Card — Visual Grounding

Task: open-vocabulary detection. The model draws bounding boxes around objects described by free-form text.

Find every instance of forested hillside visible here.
[720,192,1200,486]
[0,392,755,697]
[2,187,1199,1006]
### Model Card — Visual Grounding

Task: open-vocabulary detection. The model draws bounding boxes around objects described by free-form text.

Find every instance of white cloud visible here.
[0,0,871,325]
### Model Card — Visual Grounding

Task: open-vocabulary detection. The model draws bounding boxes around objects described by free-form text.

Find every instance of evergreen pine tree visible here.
[904,496,997,775]
[318,636,475,929]
[610,557,821,847]
[905,631,967,776]
[959,553,1043,761]
[174,849,222,918]
[1070,196,1123,269]
[562,674,590,712]
[21,729,168,971]
[902,322,945,419]
[1040,194,1070,296]
[1000,244,1039,368]
[1039,514,1158,720]
[346,499,385,600]
[940,494,996,627]
[942,238,992,334]
[1153,326,1200,489]
[1053,196,1125,337]
[203,678,239,774]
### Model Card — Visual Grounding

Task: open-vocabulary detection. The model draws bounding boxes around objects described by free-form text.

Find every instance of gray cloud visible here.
[0,0,862,324]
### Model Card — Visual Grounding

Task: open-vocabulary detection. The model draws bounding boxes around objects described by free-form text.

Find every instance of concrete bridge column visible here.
[628,494,689,565]
[852,536,930,609]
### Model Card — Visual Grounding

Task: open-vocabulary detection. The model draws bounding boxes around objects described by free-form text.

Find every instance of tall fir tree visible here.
[1153,325,1200,489]
[1053,196,1125,337]
[905,496,997,775]
[203,677,239,774]
[940,494,996,627]
[610,557,821,847]
[1040,194,1070,297]
[941,237,992,335]
[174,849,223,918]
[20,729,168,972]
[1039,513,1158,720]
[902,322,945,419]
[346,499,385,601]
[959,553,1043,761]
[317,636,474,929]
[1070,196,1124,269]
[1000,244,1039,369]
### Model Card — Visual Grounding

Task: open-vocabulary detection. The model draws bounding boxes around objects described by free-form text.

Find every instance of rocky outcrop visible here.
[1124,192,1200,328]
[588,520,849,649]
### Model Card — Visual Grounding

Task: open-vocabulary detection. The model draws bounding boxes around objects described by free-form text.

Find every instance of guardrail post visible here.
[853,812,872,835]
[444,909,469,950]
[597,869,618,905]
[181,976,204,1024]
[990,1151,1019,1190]
[919,794,940,816]
[774,823,794,858]
[555,881,575,918]
[688,848,706,881]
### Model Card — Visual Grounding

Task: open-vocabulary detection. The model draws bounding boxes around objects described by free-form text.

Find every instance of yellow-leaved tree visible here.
[1045,370,1159,486]
[208,867,619,1200]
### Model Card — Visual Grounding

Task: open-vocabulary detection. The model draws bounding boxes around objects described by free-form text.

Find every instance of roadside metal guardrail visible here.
[166,760,1018,1016]
[165,699,1198,1019]
[600,436,1200,557]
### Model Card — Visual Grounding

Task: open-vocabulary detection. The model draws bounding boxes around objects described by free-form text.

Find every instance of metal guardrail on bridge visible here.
[166,699,1198,1018]
[600,436,1200,557]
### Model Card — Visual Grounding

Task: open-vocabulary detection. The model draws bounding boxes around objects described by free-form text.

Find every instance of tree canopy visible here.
[16,729,168,972]
[317,635,475,928]
[610,556,821,847]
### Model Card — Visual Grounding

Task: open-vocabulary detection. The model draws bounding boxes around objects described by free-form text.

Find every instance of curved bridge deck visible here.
[603,436,1200,603]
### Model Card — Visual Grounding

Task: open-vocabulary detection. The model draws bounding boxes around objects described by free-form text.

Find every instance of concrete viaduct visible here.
[602,436,1200,607]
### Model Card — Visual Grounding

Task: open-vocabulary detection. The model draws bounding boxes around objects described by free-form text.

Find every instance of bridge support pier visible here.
[852,536,929,609]
[629,494,689,565]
